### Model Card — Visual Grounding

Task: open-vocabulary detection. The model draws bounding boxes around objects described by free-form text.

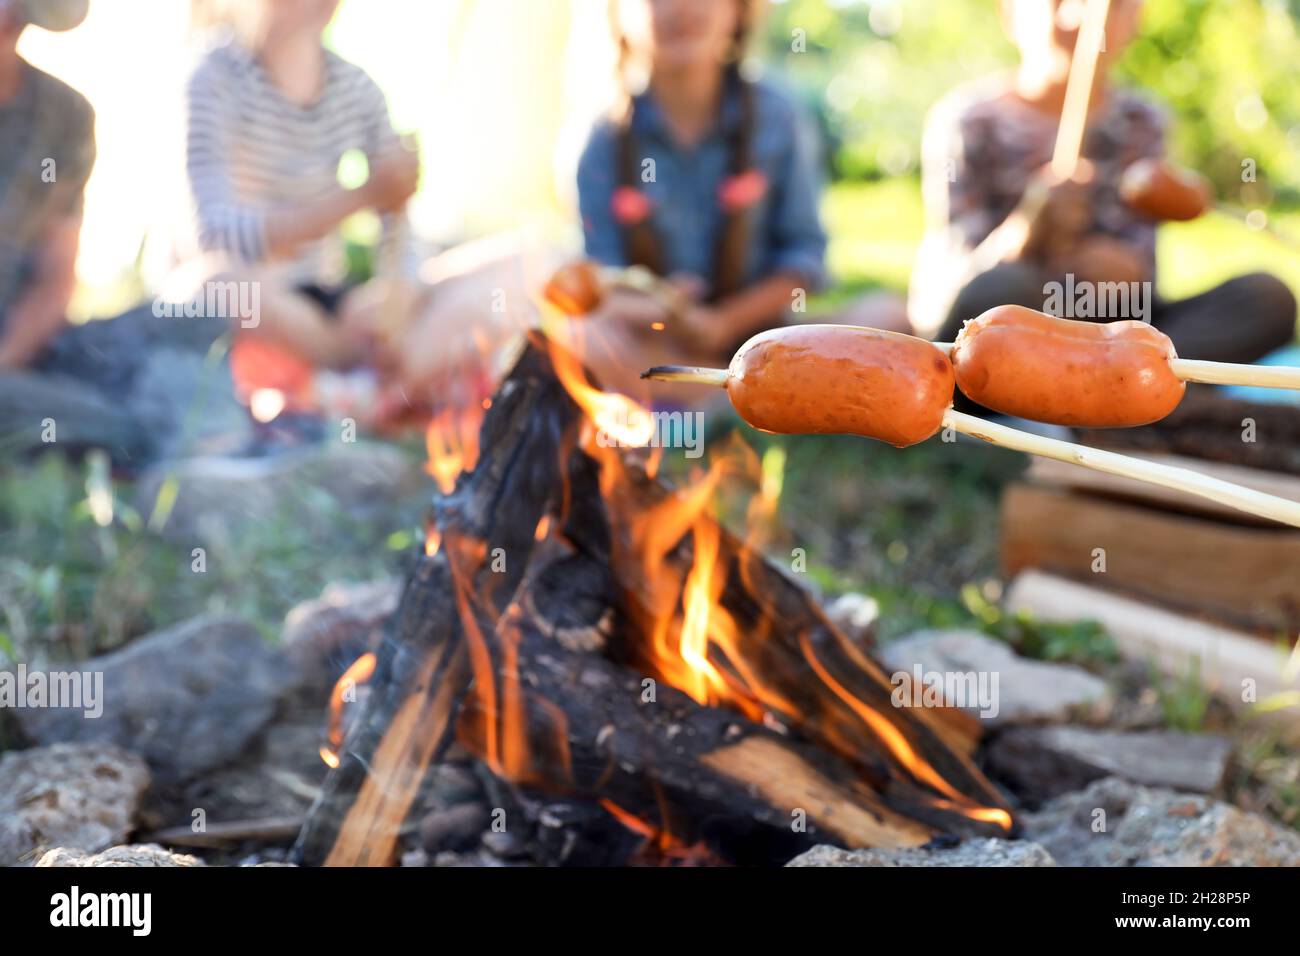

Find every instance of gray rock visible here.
[130,347,253,460]
[876,629,1112,726]
[787,839,1057,867]
[1024,777,1300,866]
[135,442,423,548]
[0,743,149,866]
[13,617,293,782]
[989,726,1233,804]
[480,828,530,860]
[825,592,880,646]
[0,370,150,462]
[36,843,204,867]
[282,578,400,695]
[419,802,490,853]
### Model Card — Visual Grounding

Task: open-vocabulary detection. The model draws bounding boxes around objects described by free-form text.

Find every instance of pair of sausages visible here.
[727,308,1186,447]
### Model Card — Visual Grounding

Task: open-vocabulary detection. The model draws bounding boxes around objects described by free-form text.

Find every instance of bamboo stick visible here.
[639,365,1300,528]
[650,347,1300,393]
[1168,358,1300,390]
[943,409,1300,528]
[1051,0,1113,179]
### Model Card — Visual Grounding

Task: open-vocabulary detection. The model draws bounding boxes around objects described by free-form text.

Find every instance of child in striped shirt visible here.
[180,0,421,412]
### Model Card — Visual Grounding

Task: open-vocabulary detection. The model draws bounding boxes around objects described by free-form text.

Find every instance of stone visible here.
[13,617,293,782]
[480,828,530,860]
[876,629,1112,726]
[1024,777,1300,866]
[419,802,491,853]
[825,592,879,646]
[988,726,1233,804]
[135,442,424,549]
[281,579,401,696]
[130,347,253,460]
[0,370,150,463]
[0,743,149,866]
[786,838,1057,867]
[36,843,204,867]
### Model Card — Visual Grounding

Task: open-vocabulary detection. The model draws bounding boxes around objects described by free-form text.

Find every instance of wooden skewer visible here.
[1167,358,1300,390]
[941,409,1300,528]
[1051,0,1113,180]
[640,364,1300,528]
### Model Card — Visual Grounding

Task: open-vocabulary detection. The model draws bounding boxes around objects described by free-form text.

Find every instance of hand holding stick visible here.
[544,260,685,322]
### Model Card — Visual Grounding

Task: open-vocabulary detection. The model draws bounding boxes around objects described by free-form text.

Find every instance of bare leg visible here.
[395,236,564,404]
[165,255,362,369]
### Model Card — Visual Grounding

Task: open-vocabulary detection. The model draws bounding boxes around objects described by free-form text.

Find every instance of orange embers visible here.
[320,652,378,768]
[598,799,717,866]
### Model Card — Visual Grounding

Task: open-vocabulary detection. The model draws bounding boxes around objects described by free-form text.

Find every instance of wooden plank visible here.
[1001,482,1300,634]
[1004,571,1296,732]
[1027,453,1300,526]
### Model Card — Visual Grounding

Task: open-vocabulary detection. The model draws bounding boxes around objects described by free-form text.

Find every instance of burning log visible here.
[569,454,1012,835]
[293,340,578,865]
[459,545,938,862]
[294,334,1015,867]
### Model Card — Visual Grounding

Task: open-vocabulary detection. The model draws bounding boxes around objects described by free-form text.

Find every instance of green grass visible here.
[0,454,425,665]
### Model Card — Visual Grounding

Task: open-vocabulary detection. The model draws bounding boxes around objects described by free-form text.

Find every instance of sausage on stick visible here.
[1120,157,1300,249]
[944,306,1300,427]
[642,324,1300,528]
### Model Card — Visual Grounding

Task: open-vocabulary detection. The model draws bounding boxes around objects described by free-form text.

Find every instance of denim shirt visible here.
[576,79,828,300]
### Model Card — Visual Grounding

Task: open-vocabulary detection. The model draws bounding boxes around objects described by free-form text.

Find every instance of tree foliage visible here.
[760,0,1300,203]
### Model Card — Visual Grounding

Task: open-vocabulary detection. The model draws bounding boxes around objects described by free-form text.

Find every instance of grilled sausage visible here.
[1120,158,1211,222]
[951,306,1185,427]
[543,260,605,316]
[727,325,955,447]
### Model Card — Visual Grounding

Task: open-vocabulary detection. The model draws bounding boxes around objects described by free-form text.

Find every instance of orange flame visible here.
[546,336,654,450]
[319,651,377,767]
[424,405,483,496]
[598,799,715,865]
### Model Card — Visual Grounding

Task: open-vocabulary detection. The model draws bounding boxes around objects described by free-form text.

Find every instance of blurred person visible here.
[572,0,907,400]
[178,0,422,416]
[911,0,1295,364]
[179,0,563,428]
[0,0,93,370]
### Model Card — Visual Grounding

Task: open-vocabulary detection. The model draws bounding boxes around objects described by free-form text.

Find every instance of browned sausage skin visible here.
[727,325,955,448]
[951,306,1186,428]
[544,260,605,316]
[1120,158,1212,222]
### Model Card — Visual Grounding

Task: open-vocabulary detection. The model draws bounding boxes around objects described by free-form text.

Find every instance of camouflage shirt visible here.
[0,59,95,317]
[911,75,1166,336]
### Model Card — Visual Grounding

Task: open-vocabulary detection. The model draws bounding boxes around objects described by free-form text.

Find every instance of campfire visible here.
[292,332,1015,867]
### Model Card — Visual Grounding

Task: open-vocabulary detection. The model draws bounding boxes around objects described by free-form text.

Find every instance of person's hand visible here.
[674,304,733,356]
[666,272,707,306]
[1060,235,1148,288]
[363,147,420,213]
[601,288,674,340]
[1016,161,1095,262]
